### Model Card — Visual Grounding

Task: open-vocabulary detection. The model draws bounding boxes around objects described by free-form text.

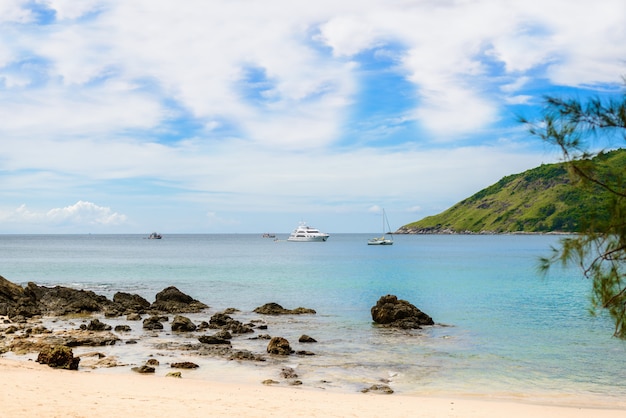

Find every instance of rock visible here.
[113,292,151,314]
[253,302,316,315]
[267,337,293,355]
[142,316,164,330]
[171,362,199,369]
[132,365,155,374]
[295,350,315,356]
[166,372,182,378]
[86,319,112,331]
[298,334,317,343]
[23,282,114,316]
[146,358,159,366]
[370,295,434,329]
[0,275,27,317]
[198,335,231,345]
[114,325,131,332]
[36,345,80,370]
[126,313,142,321]
[262,379,279,385]
[208,313,253,334]
[361,384,394,394]
[228,350,266,362]
[171,315,197,332]
[280,367,298,378]
[150,286,208,313]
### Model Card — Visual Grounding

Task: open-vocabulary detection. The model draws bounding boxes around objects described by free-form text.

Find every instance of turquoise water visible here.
[1,234,625,405]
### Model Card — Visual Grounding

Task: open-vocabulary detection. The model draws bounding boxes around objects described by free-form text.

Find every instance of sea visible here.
[1,233,625,407]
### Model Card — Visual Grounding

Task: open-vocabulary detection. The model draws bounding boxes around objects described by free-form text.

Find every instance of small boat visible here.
[287,222,329,242]
[368,209,393,245]
[148,232,162,239]
[262,233,276,238]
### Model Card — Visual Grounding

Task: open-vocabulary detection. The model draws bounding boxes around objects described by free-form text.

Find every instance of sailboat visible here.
[367,209,394,245]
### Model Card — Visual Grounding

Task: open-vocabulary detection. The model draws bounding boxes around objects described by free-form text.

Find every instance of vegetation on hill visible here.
[397,148,626,234]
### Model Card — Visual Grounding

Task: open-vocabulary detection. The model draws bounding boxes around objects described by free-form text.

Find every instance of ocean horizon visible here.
[1,233,625,407]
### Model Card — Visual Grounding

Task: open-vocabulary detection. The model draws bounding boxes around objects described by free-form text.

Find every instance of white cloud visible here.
[0,201,127,227]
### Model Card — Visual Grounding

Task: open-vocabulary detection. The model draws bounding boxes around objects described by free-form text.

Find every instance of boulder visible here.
[171,362,199,369]
[298,334,317,343]
[370,295,434,329]
[253,302,316,315]
[171,315,197,332]
[113,292,151,314]
[142,316,164,330]
[150,286,208,313]
[23,282,114,316]
[36,345,80,370]
[267,337,293,355]
[208,313,253,334]
[86,319,112,331]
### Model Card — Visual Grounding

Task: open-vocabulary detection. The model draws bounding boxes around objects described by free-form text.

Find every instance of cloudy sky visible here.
[1,0,625,234]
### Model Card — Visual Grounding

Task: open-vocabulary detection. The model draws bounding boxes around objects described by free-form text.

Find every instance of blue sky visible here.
[1,0,625,234]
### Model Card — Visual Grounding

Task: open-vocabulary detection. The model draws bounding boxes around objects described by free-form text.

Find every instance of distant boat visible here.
[287,222,329,242]
[262,233,276,238]
[368,209,393,245]
[148,232,162,239]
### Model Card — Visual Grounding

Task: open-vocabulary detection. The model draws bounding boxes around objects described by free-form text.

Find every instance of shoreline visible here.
[1,357,624,418]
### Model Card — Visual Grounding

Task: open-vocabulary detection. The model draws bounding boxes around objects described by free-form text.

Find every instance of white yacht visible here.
[287,222,330,242]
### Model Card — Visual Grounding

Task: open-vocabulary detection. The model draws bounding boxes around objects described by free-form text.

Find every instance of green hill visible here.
[397,148,626,234]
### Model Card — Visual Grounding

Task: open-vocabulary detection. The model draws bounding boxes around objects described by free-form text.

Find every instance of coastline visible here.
[1,357,624,418]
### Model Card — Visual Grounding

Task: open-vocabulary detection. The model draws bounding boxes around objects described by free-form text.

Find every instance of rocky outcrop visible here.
[371,295,434,329]
[0,277,209,320]
[36,345,80,370]
[267,337,293,355]
[208,312,253,334]
[171,315,197,332]
[113,292,151,314]
[150,286,208,313]
[253,302,316,315]
[24,282,114,316]
[143,315,165,330]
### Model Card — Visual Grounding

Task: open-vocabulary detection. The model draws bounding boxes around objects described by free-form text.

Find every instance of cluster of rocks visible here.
[1,274,436,394]
[0,274,208,321]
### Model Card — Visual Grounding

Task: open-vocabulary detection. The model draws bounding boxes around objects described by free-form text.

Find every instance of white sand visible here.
[0,358,623,418]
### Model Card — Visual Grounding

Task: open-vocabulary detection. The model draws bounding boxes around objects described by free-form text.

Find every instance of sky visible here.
[0,0,625,234]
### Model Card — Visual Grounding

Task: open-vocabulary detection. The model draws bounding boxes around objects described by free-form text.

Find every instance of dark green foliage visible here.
[527,89,626,338]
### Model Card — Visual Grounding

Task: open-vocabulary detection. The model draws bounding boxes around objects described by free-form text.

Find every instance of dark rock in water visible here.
[23,282,114,316]
[208,312,253,334]
[298,334,317,343]
[126,313,142,321]
[267,337,293,355]
[171,315,197,332]
[280,367,298,378]
[114,325,132,332]
[132,365,155,374]
[143,316,164,330]
[36,345,80,370]
[253,302,316,315]
[150,286,208,313]
[171,361,199,369]
[371,294,434,329]
[229,350,266,361]
[86,319,112,331]
[198,335,231,345]
[113,292,151,314]
[295,350,315,356]
[43,330,120,347]
[146,358,159,366]
[361,384,394,394]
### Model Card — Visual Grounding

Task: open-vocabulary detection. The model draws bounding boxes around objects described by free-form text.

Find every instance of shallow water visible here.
[1,233,625,406]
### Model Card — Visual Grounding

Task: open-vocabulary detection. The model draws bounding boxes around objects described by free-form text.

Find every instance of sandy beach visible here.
[1,358,623,418]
